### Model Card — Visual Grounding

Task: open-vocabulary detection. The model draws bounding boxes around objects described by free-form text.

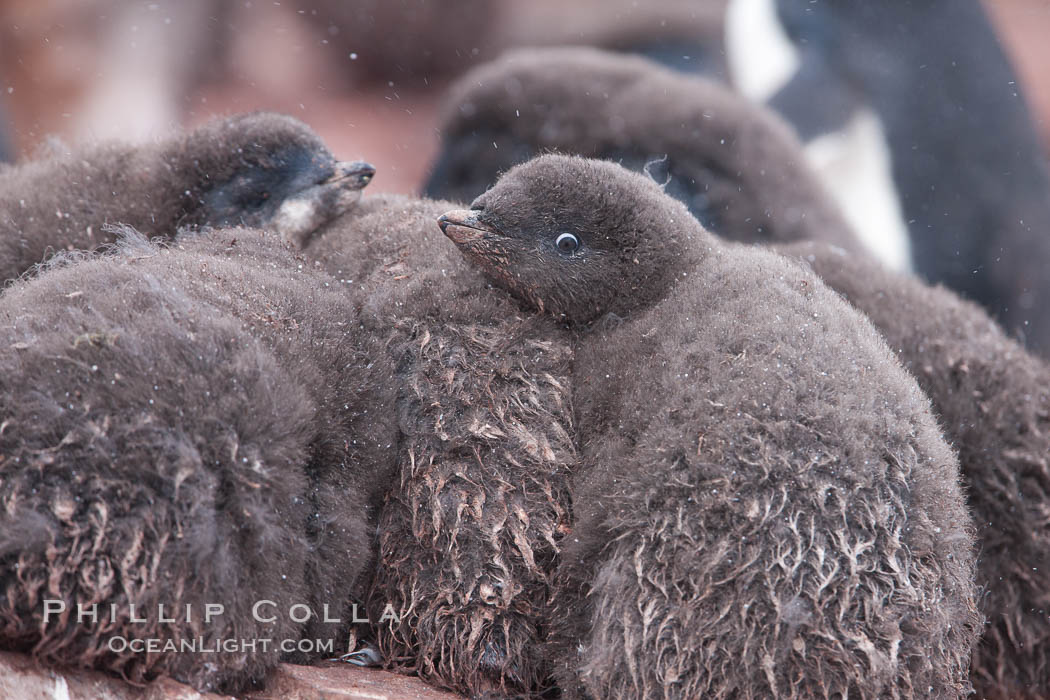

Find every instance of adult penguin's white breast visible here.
[725,0,914,272]
[725,0,799,102]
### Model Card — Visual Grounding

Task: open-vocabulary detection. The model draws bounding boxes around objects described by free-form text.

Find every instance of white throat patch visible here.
[726,0,913,271]
[804,109,913,272]
[726,0,801,102]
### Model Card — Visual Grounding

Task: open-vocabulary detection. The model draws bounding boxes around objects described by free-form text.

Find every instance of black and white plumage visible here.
[726,0,1050,354]
[442,154,980,698]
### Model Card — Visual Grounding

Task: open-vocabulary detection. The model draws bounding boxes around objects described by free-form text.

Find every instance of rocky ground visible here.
[0,651,463,700]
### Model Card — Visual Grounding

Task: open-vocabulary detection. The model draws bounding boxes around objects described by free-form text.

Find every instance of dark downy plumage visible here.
[574,0,726,77]
[440,57,1050,695]
[0,111,373,286]
[0,227,398,693]
[423,47,861,254]
[777,241,1050,700]
[0,114,568,696]
[302,194,577,697]
[568,70,1050,693]
[0,118,382,691]
[441,155,980,698]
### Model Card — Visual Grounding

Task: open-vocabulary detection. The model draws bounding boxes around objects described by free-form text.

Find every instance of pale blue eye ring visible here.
[556,232,580,254]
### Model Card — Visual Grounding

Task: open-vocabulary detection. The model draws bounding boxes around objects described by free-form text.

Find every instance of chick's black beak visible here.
[326,160,376,190]
[438,209,500,245]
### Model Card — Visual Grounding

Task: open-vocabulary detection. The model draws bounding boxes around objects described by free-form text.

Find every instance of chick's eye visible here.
[556,232,580,254]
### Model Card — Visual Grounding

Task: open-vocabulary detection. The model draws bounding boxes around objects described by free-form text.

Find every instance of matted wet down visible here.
[1,1,1050,699]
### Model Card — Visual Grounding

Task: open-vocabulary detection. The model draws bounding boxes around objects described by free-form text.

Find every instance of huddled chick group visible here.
[3,3,1050,699]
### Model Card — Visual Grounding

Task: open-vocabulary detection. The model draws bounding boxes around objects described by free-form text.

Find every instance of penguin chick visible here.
[441,155,981,698]
[424,47,862,254]
[506,66,1050,695]
[302,194,577,697]
[0,112,373,285]
[777,240,1050,700]
[0,227,397,693]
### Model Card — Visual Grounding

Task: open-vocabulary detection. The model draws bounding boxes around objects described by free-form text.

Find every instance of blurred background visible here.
[0,0,1046,195]
[0,0,723,192]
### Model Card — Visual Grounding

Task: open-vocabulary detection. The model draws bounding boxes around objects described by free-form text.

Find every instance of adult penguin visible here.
[726,0,1050,354]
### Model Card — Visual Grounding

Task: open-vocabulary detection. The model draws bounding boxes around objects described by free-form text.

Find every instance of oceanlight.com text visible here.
[106,636,336,655]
